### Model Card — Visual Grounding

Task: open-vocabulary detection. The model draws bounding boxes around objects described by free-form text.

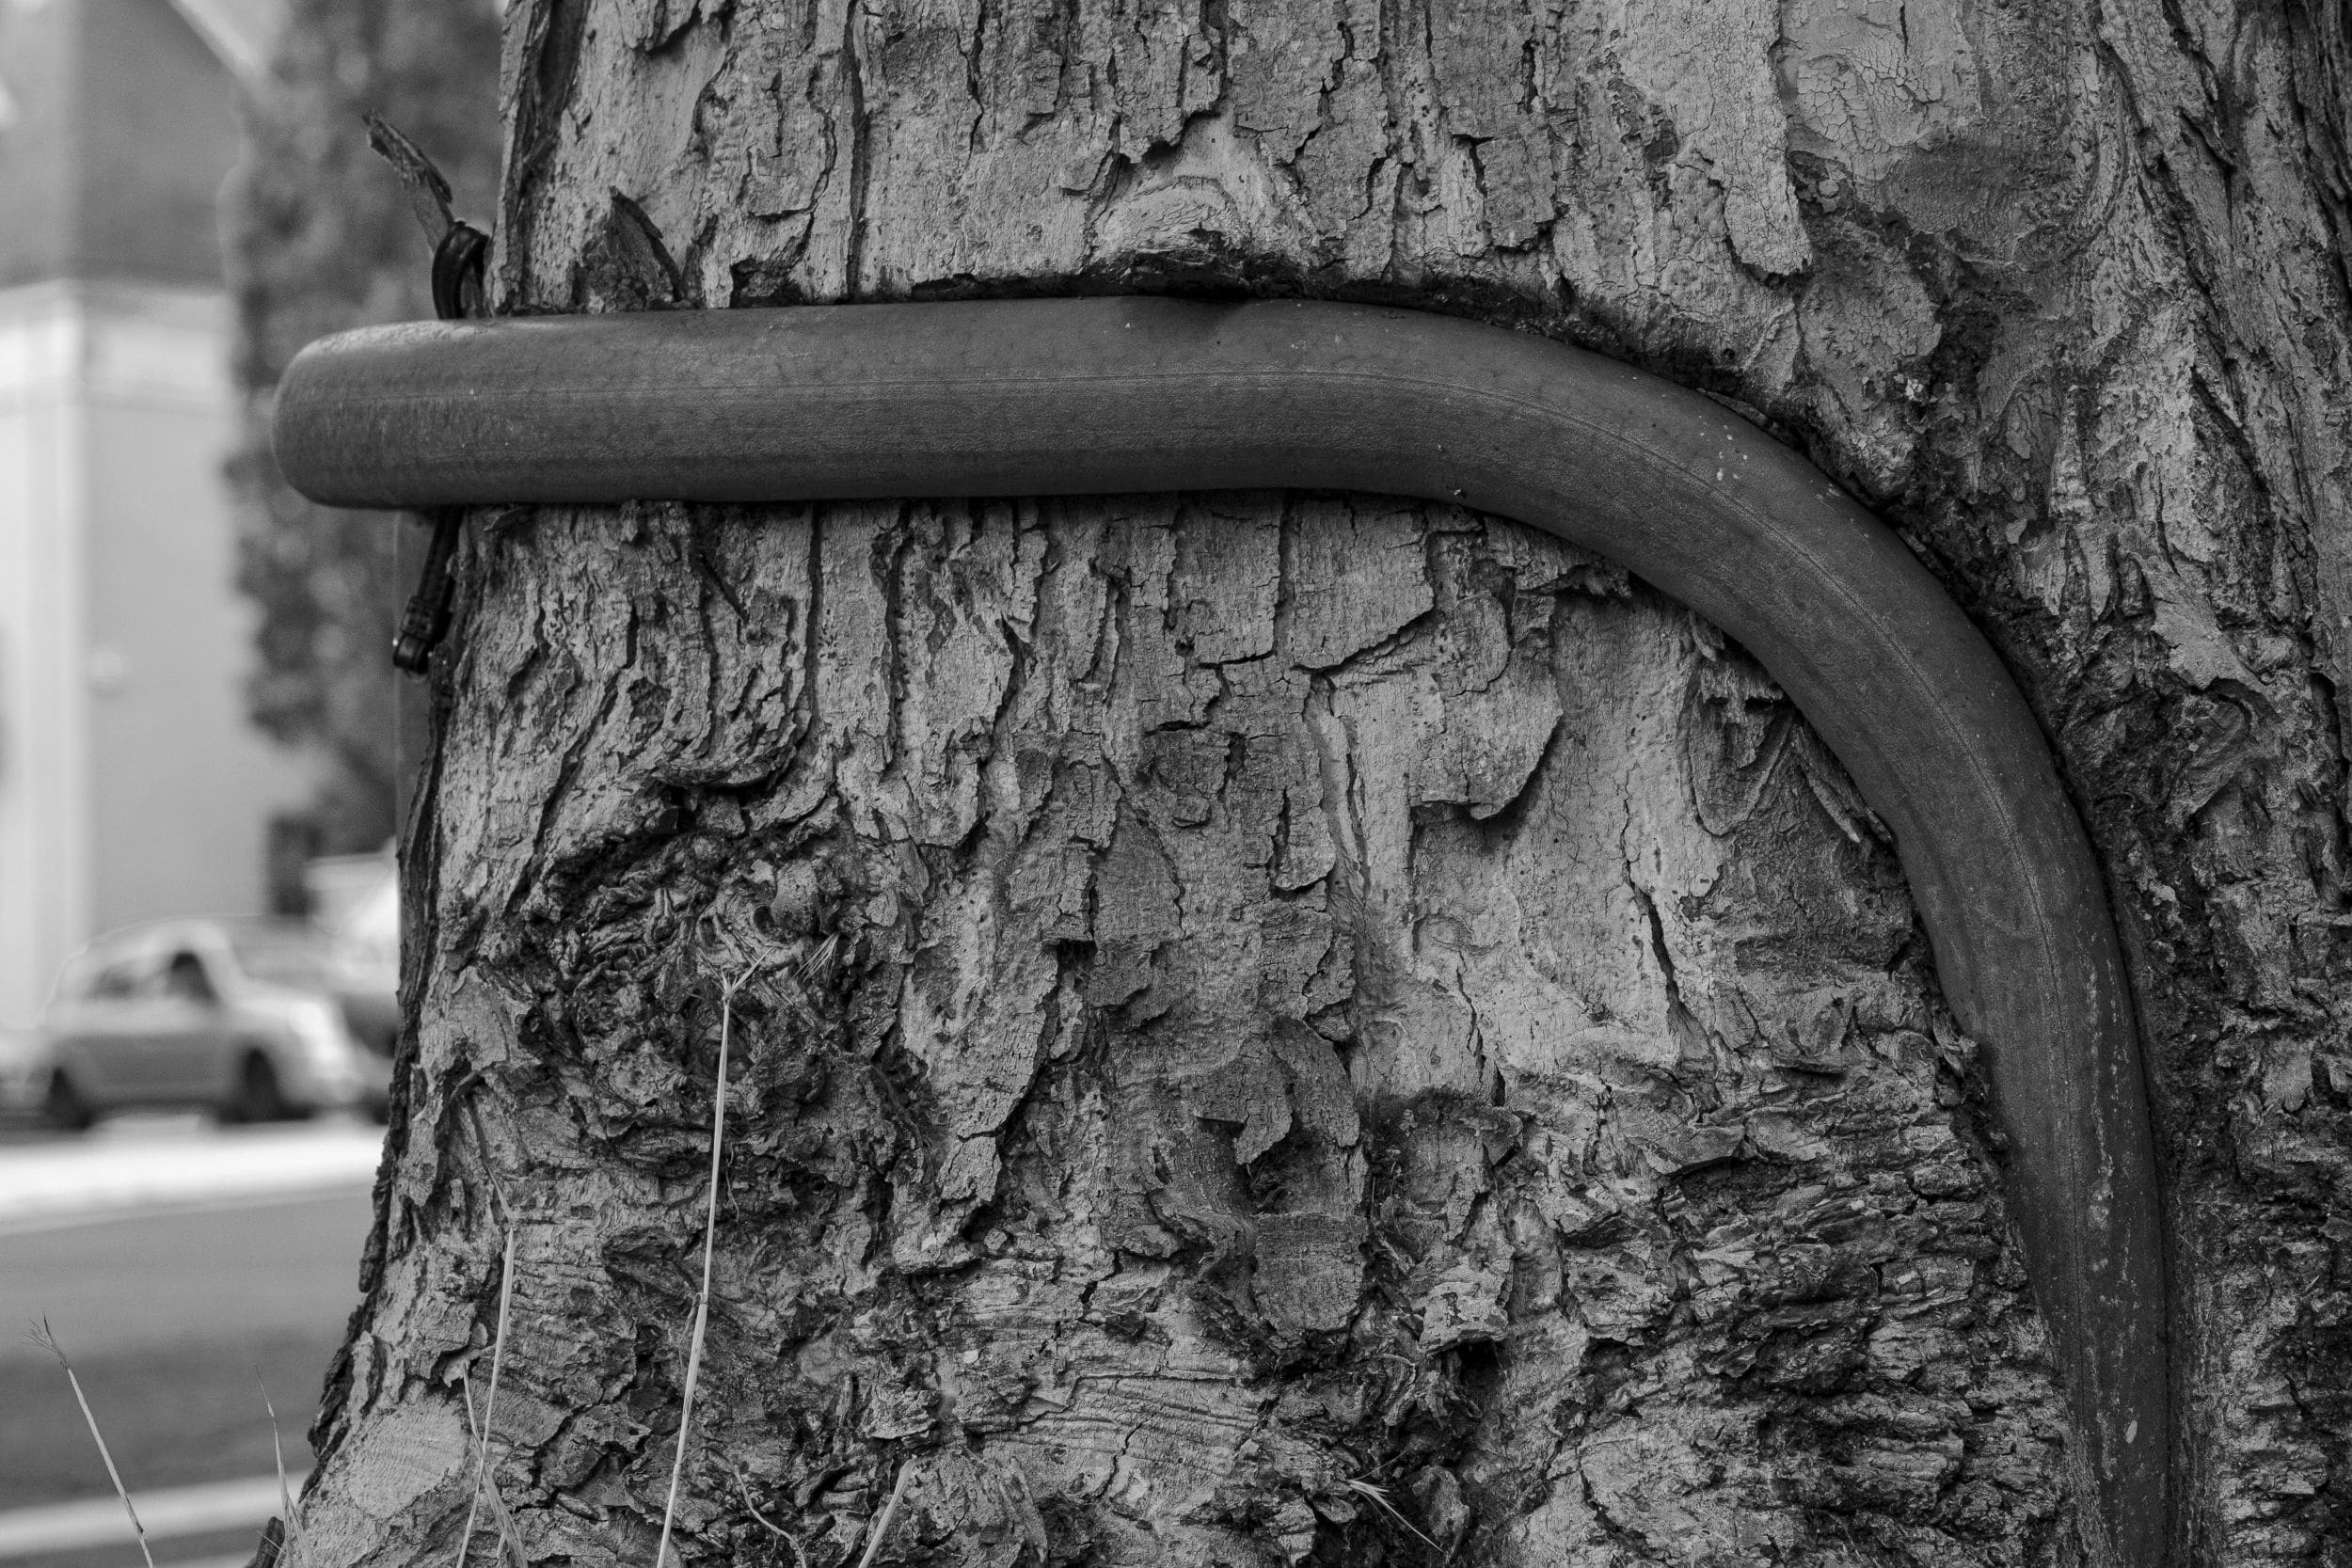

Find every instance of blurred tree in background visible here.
[224,0,499,857]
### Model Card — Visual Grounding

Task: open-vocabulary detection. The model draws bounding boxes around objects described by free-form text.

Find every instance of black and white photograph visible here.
[0,0,2345,1564]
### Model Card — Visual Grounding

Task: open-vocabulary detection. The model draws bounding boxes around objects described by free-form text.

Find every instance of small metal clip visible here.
[367,113,488,677]
[391,505,468,674]
[431,223,489,324]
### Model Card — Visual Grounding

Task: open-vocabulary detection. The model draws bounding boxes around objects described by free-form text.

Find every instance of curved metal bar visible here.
[273,296,2170,1565]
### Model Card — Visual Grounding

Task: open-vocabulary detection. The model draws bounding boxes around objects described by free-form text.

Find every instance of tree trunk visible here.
[283,2,2352,1565]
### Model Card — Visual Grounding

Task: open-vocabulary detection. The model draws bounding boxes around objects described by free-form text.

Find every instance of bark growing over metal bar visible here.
[271,293,2173,1561]
[272,1,2352,1564]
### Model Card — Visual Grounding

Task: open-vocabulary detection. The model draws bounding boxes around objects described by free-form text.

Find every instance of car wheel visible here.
[226,1053,293,1124]
[40,1069,96,1132]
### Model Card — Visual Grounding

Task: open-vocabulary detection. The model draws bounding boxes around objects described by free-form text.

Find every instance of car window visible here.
[153,950,217,1004]
[85,953,151,1001]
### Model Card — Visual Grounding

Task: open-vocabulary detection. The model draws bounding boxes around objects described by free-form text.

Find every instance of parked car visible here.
[32,918,394,1129]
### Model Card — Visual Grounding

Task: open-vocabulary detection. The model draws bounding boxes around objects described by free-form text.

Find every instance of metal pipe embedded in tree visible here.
[272,296,2172,1566]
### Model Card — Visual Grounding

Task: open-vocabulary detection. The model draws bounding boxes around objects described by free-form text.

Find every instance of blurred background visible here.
[0,0,494,1560]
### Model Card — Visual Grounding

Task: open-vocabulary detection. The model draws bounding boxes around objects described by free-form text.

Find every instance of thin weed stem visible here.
[456,1213,520,1568]
[724,1463,790,1541]
[27,1319,154,1568]
[460,1375,529,1568]
[1342,1479,1440,1552]
[653,966,751,1568]
[257,1370,300,1558]
[853,1464,914,1568]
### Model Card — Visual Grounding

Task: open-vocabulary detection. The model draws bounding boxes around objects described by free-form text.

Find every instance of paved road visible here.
[0,1189,375,1357]
[0,1116,382,1541]
[0,1113,381,1355]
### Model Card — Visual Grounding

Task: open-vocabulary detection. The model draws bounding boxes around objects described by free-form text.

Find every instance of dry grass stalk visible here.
[257,1371,302,1559]
[1341,1478,1440,1552]
[653,964,753,1568]
[852,1464,914,1568]
[26,1318,155,1568]
[723,1462,790,1541]
[646,927,836,1565]
[460,1375,529,1568]
[456,1210,521,1568]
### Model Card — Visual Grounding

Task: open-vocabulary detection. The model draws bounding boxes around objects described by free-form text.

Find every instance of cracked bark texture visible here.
[281,0,2352,1564]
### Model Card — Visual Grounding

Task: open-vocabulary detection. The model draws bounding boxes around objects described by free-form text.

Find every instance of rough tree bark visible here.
[281,2,2352,1565]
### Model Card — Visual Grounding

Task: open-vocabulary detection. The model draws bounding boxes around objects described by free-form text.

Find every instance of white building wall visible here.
[0,282,95,1032]
[0,278,310,1027]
